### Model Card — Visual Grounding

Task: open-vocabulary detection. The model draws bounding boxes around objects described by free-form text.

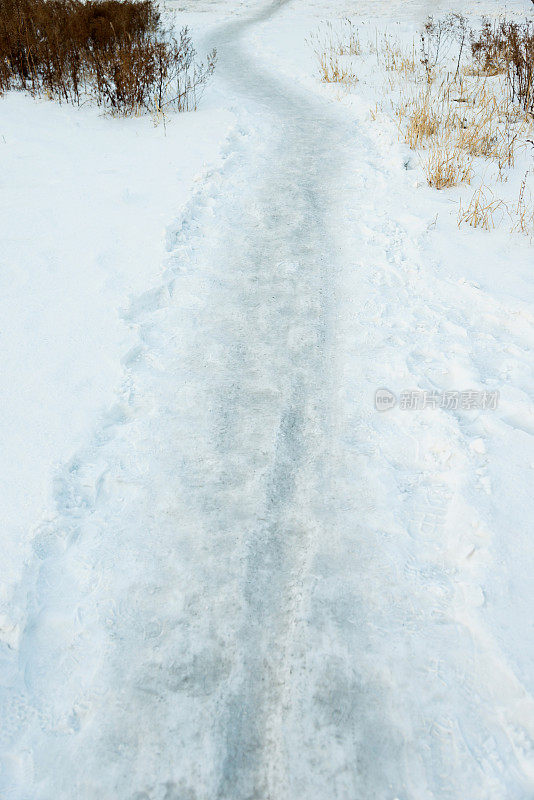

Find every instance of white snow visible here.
[0,91,234,640]
[1,0,534,798]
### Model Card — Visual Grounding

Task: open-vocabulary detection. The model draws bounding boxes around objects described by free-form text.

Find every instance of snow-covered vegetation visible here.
[311,13,534,233]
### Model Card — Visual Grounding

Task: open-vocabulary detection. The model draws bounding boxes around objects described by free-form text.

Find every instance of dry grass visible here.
[511,172,534,235]
[379,34,418,78]
[471,18,534,111]
[309,15,534,234]
[397,92,441,148]
[0,0,216,114]
[310,20,361,85]
[463,63,504,78]
[458,185,504,229]
[458,176,533,235]
[318,52,357,84]
[425,141,473,189]
[335,19,361,56]
[395,67,530,189]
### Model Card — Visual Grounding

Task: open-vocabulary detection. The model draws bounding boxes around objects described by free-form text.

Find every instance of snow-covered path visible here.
[3,1,534,799]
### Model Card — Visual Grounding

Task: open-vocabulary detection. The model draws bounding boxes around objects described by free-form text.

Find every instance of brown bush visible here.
[0,0,216,114]
[471,19,534,112]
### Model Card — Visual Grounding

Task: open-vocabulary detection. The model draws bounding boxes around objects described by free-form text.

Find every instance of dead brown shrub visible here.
[0,0,216,114]
[471,19,534,112]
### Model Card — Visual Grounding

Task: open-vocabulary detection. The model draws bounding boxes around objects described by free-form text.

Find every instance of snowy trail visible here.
[4,3,352,797]
[3,1,534,799]
[202,9,347,798]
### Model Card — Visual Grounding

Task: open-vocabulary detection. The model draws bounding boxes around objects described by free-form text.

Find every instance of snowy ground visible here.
[1,0,534,798]
[0,91,234,640]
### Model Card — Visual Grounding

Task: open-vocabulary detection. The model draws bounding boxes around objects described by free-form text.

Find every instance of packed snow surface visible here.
[1,0,534,798]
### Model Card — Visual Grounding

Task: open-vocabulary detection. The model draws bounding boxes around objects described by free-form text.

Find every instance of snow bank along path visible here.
[2,0,534,798]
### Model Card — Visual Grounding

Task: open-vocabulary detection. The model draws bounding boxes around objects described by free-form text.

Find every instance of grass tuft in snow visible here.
[425,140,473,189]
[458,184,505,229]
[309,21,359,85]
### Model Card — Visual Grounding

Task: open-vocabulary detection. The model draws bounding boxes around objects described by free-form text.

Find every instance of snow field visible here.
[1,0,534,797]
